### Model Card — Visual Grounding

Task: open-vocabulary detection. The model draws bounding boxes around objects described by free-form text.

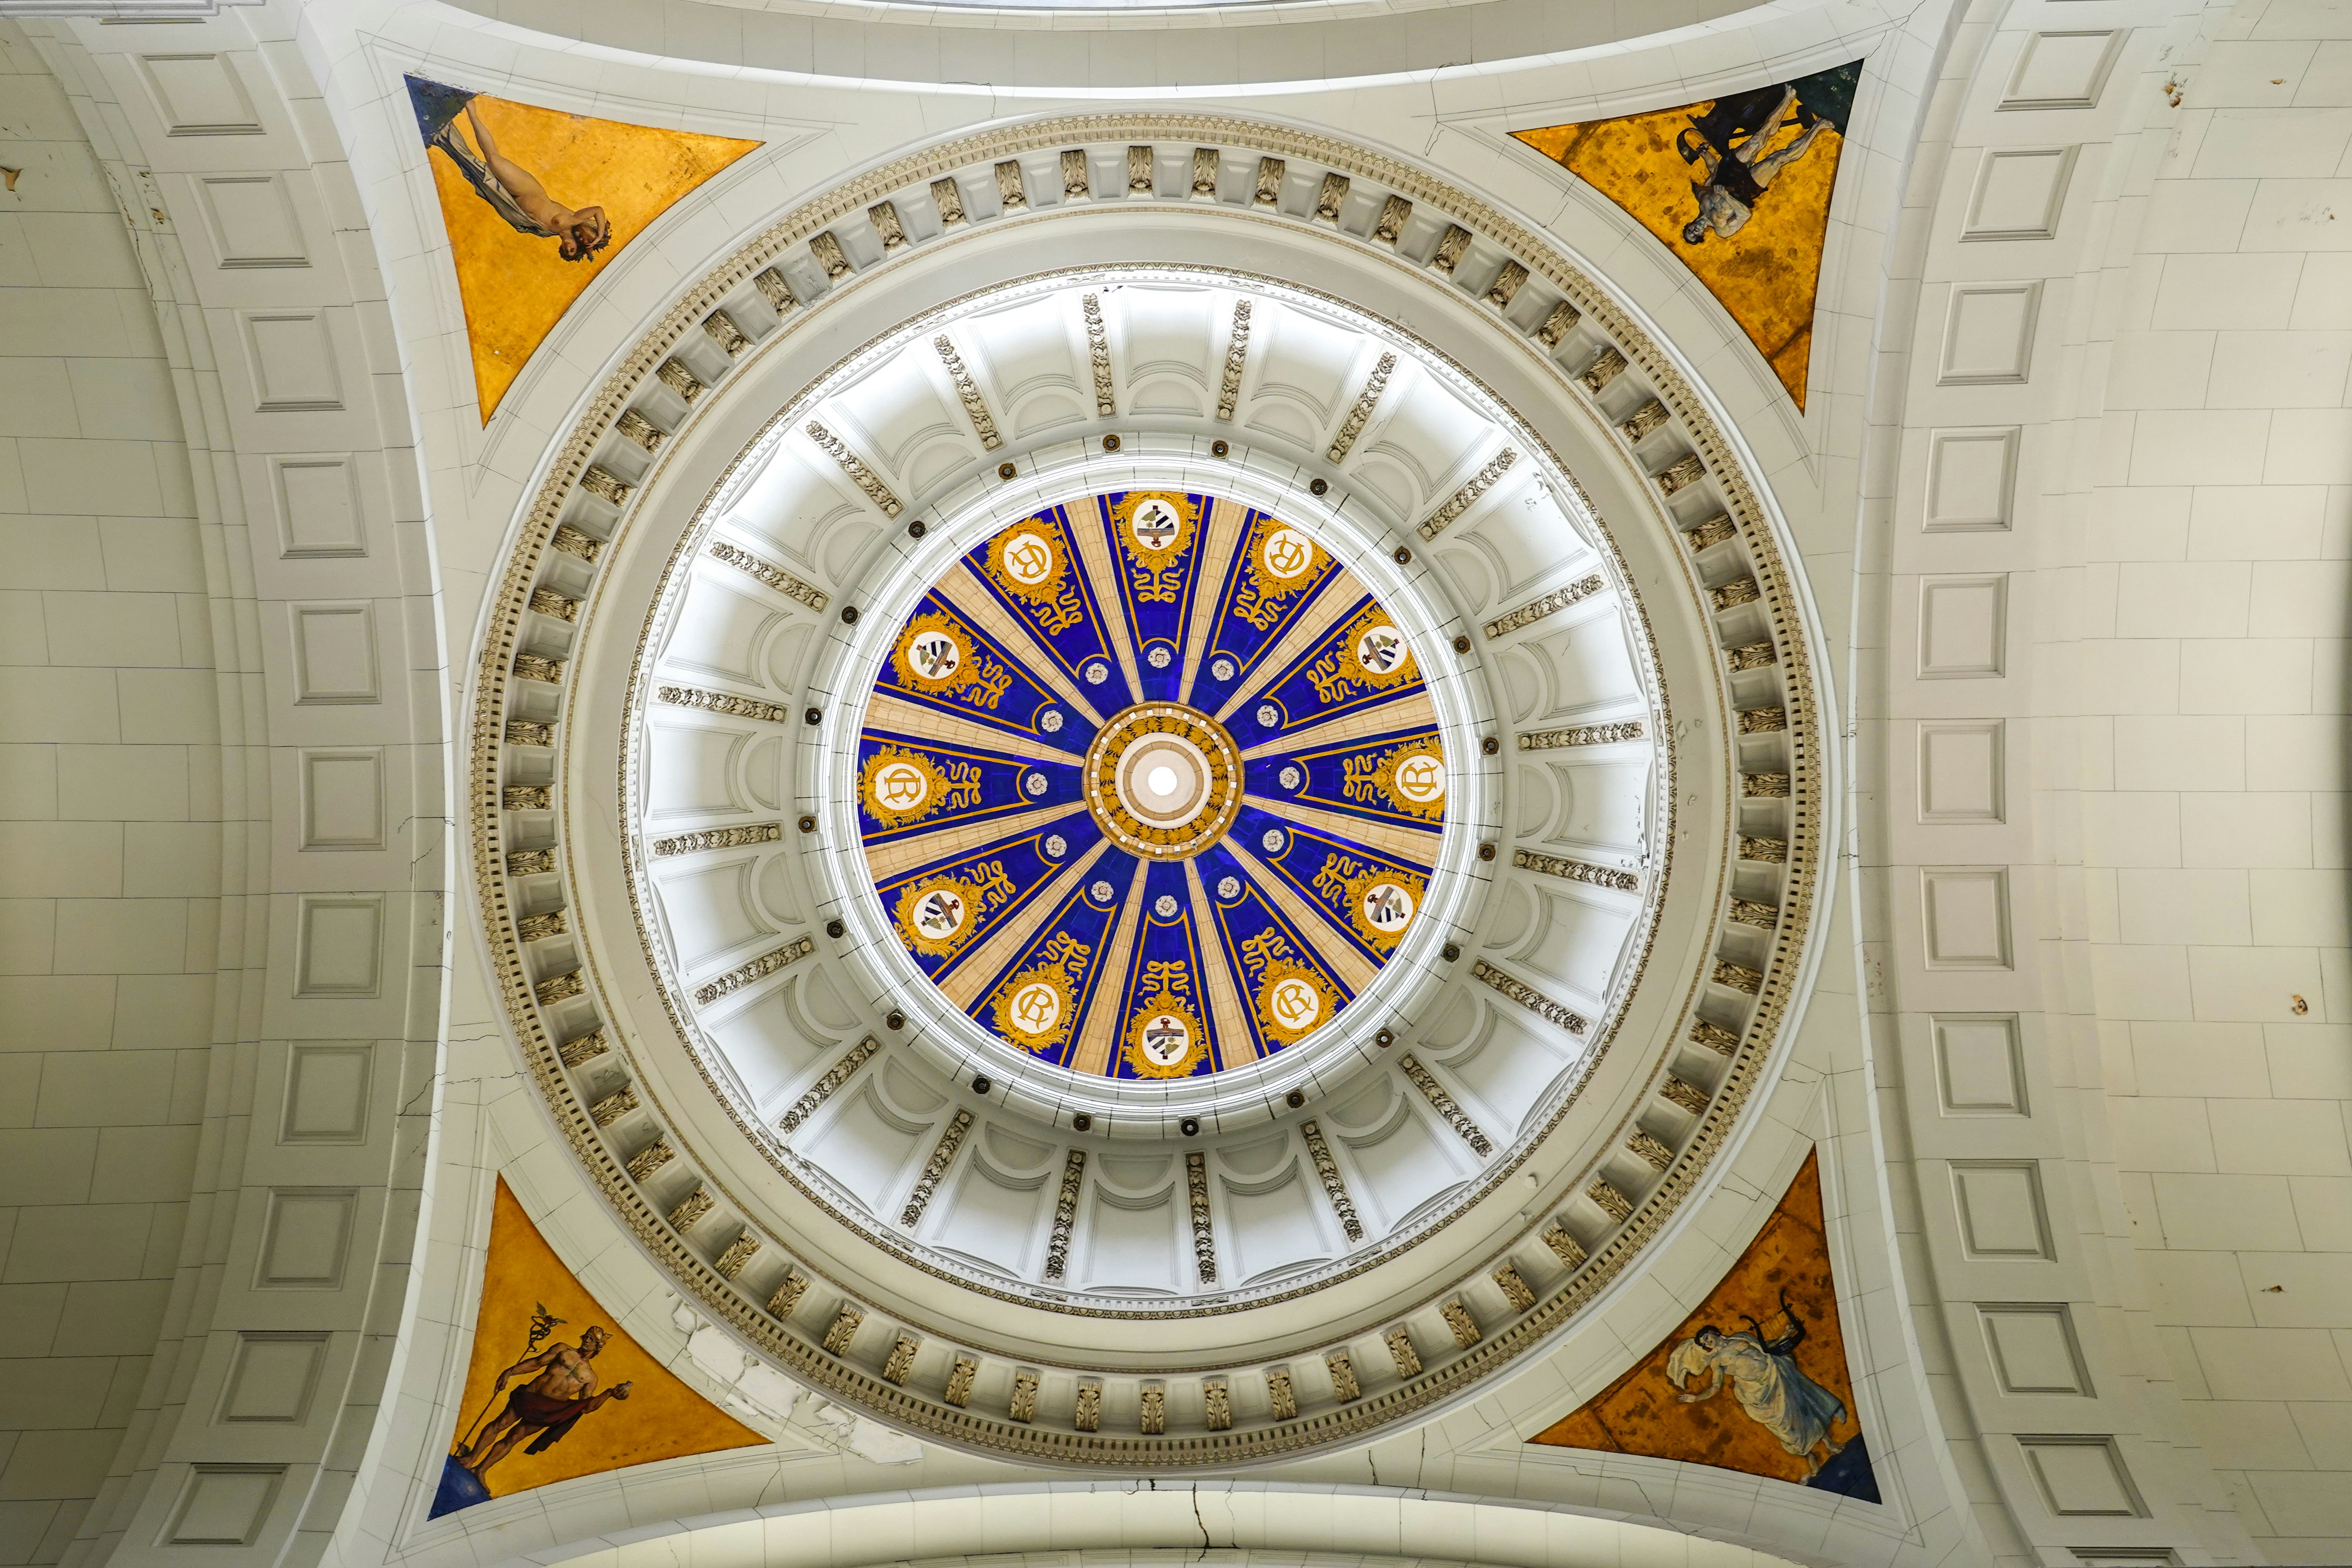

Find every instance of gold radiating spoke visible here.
[939,564,1112,729]
[1184,859,1257,1069]
[865,691,1087,764]
[862,800,1082,882]
[1175,498,1250,705]
[1239,793,1441,864]
[1238,691,1439,761]
[1069,861,1146,1075]
[939,838,1111,1008]
[1210,568,1369,723]
[1068,495,1149,700]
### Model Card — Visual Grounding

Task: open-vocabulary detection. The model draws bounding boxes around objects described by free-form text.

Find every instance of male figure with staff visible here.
[454,1320,634,1484]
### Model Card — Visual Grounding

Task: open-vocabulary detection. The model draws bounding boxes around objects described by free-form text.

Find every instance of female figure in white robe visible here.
[1663,1292,1849,1478]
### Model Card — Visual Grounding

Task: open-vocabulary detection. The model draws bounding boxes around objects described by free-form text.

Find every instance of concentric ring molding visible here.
[468,114,1826,1464]
[786,413,1492,1126]
[623,277,1593,1316]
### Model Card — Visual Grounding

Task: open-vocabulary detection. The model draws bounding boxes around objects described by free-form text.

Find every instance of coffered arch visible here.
[2,14,451,1568]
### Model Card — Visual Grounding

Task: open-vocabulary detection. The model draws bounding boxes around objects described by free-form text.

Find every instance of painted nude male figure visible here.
[407,77,611,262]
[1663,1290,1849,1478]
[1676,83,1830,245]
[456,1324,633,1481]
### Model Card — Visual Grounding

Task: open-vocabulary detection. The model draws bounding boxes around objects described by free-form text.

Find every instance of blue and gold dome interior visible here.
[856,488,1444,1082]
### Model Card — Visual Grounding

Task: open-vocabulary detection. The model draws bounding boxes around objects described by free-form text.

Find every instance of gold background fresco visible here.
[1514,103,1844,408]
[1526,1151,1866,1484]
[421,94,757,421]
[443,1179,764,1502]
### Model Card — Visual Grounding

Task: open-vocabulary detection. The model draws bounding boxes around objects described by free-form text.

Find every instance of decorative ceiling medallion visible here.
[1082,703,1243,858]
[861,491,1440,1082]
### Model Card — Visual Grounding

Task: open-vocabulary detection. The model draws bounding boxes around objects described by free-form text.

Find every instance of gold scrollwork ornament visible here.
[993,964,1080,1053]
[1327,861,1423,950]
[891,612,1013,708]
[861,747,953,829]
[986,520,1072,611]
[895,877,977,958]
[1337,604,1417,689]
[1253,961,1337,1046]
[1124,989,1209,1078]
[1374,738,1446,821]
[1228,516,1327,630]
[1110,490,1199,601]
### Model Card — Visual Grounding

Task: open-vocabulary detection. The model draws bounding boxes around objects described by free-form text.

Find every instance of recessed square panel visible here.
[255,1189,356,1290]
[2000,31,2127,111]
[243,312,343,411]
[282,1044,372,1144]
[1963,149,2074,241]
[1923,866,2014,968]
[1924,427,2019,532]
[1919,574,2009,679]
[217,1333,328,1423]
[2019,1436,2146,1516]
[1919,721,2005,824]
[300,749,385,850]
[275,458,363,558]
[291,603,380,704]
[165,1466,283,1546]
[1952,1161,2053,1259]
[195,174,307,267]
[1940,284,2041,385]
[1933,1014,2027,1114]
[136,54,261,136]
[1978,1303,2090,1395]
[295,894,383,998]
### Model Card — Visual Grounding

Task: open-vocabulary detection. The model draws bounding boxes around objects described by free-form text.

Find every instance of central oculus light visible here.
[855,487,1444,1083]
[1086,703,1243,857]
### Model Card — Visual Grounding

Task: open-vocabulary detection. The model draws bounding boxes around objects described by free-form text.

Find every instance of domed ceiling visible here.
[469,120,1823,1467]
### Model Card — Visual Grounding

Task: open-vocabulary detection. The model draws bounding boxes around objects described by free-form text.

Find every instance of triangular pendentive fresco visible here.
[428,1178,765,1518]
[405,77,759,423]
[1527,1149,1880,1502]
[1513,63,1861,409]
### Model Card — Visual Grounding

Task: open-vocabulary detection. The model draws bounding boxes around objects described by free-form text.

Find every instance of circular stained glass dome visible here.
[856,488,1444,1084]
